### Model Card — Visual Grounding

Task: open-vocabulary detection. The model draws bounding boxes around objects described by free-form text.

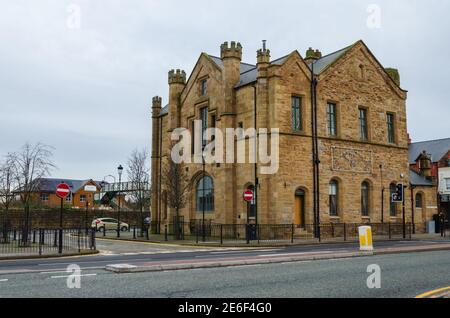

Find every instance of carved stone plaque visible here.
[331,146,373,174]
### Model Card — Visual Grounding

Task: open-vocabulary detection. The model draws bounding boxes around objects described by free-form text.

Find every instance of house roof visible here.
[25,178,102,193]
[409,169,433,186]
[408,138,450,164]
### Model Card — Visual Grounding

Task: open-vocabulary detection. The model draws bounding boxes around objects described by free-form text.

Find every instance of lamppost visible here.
[202,146,206,242]
[117,165,123,238]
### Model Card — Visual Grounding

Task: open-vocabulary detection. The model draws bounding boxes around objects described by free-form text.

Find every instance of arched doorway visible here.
[295,188,305,228]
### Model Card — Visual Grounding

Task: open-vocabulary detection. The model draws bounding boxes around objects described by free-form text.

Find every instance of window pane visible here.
[359,108,368,141]
[292,97,302,131]
[387,113,395,143]
[361,182,369,216]
[327,103,337,136]
[197,176,214,212]
[329,181,338,216]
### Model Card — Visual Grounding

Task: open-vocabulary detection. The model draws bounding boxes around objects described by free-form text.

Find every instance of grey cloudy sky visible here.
[1,0,449,181]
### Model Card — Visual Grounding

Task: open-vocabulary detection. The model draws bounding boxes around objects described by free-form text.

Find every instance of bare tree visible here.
[126,148,150,235]
[162,160,190,239]
[11,143,56,245]
[0,153,17,242]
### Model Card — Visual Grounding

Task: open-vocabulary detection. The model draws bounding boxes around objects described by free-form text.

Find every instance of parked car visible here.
[91,218,129,232]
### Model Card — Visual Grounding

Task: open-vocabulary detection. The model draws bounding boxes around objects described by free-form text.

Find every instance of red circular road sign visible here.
[243,189,254,202]
[56,183,71,199]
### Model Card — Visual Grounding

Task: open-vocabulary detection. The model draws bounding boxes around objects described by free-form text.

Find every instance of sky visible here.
[0,0,449,181]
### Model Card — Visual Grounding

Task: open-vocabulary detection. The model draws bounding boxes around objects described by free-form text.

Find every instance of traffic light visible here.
[391,183,404,203]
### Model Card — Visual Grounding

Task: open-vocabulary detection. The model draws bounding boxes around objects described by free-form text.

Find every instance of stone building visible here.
[151,40,425,229]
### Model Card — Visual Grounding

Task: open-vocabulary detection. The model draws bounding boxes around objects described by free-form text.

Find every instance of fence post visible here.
[196,224,199,244]
[164,225,168,241]
[103,227,106,237]
[78,228,81,253]
[291,224,294,244]
[38,229,42,256]
[331,223,335,238]
[409,222,412,240]
[13,229,16,241]
[133,226,136,239]
[388,222,392,240]
[33,230,36,244]
[53,230,57,247]
[146,227,149,240]
[257,225,260,245]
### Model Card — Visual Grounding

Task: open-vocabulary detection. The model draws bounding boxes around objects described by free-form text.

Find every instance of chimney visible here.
[168,69,186,131]
[418,151,432,178]
[221,41,242,113]
[385,68,400,86]
[257,40,271,78]
[407,133,412,145]
[304,47,322,65]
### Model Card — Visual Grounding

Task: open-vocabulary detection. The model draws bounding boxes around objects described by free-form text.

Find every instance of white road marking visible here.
[210,249,282,254]
[51,273,97,279]
[0,279,8,282]
[257,251,334,257]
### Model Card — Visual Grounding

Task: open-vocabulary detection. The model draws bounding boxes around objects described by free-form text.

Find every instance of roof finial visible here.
[262,40,267,51]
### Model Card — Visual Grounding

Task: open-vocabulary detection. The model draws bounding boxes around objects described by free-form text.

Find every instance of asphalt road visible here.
[0,239,446,274]
[0,250,449,298]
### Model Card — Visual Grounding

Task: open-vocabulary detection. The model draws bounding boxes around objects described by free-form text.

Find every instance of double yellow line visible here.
[416,286,450,298]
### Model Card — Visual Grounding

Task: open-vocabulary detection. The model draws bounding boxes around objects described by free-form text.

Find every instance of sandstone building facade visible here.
[151,40,429,229]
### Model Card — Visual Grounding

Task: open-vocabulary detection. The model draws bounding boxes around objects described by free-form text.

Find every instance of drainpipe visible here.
[310,62,320,238]
[158,116,162,234]
[253,85,258,230]
[410,184,415,234]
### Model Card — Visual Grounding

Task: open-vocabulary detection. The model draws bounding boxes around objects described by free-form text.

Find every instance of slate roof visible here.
[24,178,102,193]
[408,138,450,164]
[409,169,433,186]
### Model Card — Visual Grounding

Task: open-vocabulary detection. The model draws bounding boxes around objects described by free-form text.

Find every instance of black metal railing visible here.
[0,227,96,256]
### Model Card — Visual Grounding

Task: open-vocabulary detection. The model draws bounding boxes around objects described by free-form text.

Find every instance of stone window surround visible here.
[386,111,396,144]
[358,106,370,142]
[326,100,340,138]
[197,75,209,97]
[291,94,304,133]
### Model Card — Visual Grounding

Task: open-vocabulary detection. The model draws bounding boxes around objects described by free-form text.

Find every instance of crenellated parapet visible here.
[168,69,186,85]
[220,41,242,60]
[257,48,271,64]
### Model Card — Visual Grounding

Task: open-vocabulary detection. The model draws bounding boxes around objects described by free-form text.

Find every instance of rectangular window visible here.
[80,195,86,203]
[291,96,302,131]
[66,193,72,202]
[200,107,208,147]
[201,79,207,96]
[327,102,337,136]
[359,107,368,141]
[329,182,338,216]
[446,178,450,190]
[40,193,49,201]
[387,113,395,143]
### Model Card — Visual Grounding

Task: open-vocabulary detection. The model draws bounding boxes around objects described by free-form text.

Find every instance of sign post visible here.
[56,183,71,254]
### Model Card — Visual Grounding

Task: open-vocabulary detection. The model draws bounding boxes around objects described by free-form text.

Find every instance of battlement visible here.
[305,47,322,60]
[257,48,271,64]
[168,69,186,85]
[152,96,162,108]
[220,41,242,60]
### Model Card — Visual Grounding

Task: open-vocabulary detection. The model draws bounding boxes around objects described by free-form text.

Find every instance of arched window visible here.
[415,193,423,209]
[196,176,214,212]
[361,181,370,216]
[390,183,397,216]
[329,180,339,216]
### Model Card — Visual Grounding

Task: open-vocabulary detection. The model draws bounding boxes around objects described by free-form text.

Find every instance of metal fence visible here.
[0,227,96,256]
[158,222,415,244]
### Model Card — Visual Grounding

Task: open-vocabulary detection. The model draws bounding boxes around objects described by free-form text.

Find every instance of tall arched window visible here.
[390,183,397,216]
[361,181,370,216]
[415,193,423,208]
[329,180,339,216]
[196,176,214,212]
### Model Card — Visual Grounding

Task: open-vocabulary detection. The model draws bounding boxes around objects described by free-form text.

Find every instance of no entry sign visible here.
[56,183,71,199]
[243,189,254,202]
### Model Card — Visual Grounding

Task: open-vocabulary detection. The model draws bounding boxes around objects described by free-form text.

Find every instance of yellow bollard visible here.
[359,226,373,251]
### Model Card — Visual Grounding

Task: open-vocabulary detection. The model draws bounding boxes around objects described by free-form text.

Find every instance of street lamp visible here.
[117,164,123,238]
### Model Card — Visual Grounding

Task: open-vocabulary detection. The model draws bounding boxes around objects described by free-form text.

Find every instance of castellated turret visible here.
[168,69,186,131]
